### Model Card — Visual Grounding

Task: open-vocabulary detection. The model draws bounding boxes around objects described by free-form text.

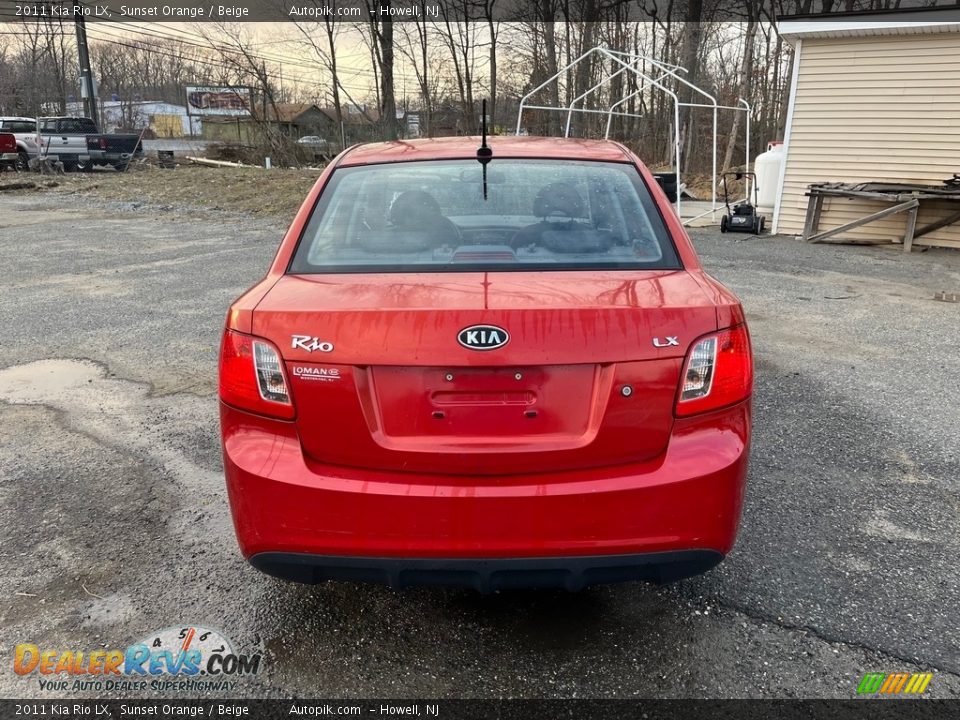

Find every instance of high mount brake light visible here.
[219,330,295,420]
[676,325,752,417]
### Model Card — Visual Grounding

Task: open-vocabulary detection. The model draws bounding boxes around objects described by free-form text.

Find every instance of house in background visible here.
[201,103,341,146]
[774,9,960,250]
[199,102,425,149]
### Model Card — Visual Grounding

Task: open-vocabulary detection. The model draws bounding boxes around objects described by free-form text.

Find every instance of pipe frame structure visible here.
[517,47,752,225]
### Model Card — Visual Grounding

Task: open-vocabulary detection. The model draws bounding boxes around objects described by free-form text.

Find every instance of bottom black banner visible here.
[2,699,958,720]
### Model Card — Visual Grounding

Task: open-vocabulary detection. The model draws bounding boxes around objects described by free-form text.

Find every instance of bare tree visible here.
[0,9,811,168]
[481,1,500,129]
[3,18,76,115]
[722,15,757,173]
[436,2,486,132]
[396,11,449,136]
[362,2,399,140]
[291,7,357,148]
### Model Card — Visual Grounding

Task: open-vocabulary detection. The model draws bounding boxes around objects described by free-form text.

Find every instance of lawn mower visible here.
[720,171,765,235]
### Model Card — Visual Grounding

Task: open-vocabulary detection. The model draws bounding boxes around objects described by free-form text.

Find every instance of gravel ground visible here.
[14,165,322,219]
[0,193,957,700]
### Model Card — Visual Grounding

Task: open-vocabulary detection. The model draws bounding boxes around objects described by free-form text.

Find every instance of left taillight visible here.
[675,324,753,417]
[219,330,295,420]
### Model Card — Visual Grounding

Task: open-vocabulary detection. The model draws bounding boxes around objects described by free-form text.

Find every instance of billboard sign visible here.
[185,86,251,117]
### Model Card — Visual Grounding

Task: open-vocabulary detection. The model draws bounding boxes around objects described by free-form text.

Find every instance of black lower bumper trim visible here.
[248,550,723,592]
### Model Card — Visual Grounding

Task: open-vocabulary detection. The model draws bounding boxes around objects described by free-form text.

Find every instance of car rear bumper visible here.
[249,549,723,592]
[221,400,750,588]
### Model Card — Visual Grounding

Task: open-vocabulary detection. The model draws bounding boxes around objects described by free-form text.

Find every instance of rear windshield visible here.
[289,159,681,273]
[1,120,35,133]
[41,118,97,134]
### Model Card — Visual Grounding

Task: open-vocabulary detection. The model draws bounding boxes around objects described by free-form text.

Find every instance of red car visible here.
[219,136,752,592]
[0,131,18,169]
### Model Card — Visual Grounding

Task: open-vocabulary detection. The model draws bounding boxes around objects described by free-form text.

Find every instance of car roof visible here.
[0,116,36,122]
[338,136,635,167]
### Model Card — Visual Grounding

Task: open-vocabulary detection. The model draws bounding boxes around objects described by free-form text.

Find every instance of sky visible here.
[84,20,496,103]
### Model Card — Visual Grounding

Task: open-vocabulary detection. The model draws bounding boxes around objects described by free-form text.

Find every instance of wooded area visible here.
[0,1,917,172]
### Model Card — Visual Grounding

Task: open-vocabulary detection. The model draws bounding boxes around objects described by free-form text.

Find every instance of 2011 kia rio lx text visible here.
[218,136,753,592]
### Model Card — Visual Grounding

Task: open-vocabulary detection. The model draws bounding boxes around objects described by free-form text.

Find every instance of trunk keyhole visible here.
[432,410,446,420]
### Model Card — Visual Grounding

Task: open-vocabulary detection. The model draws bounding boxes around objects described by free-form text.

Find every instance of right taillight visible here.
[675,325,753,417]
[219,329,295,420]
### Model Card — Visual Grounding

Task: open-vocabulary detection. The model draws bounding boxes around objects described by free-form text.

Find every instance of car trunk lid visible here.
[252,271,716,475]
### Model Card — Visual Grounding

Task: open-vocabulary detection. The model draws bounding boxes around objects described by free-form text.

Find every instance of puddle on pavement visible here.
[0,358,229,538]
[0,207,91,228]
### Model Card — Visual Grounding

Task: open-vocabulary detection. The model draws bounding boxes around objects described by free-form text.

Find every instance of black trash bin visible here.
[653,172,678,202]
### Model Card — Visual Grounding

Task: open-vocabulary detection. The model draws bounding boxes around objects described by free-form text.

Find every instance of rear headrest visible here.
[532,182,585,219]
[389,190,443,229]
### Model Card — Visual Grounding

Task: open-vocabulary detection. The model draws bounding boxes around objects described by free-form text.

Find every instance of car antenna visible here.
[477,99,493,201]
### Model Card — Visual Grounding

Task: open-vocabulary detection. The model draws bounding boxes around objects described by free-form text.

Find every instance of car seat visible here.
[512,182,612,254]
[356,189,460,253]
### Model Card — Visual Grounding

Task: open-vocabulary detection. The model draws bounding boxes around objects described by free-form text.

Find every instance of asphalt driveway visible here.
[0,195,956,699]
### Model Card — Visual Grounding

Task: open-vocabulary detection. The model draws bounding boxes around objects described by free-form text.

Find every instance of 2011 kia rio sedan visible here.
[219,136,752,592]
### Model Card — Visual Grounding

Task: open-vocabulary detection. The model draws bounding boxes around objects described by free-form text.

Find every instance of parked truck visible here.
[0,117,41,171]
[36,116,143,171]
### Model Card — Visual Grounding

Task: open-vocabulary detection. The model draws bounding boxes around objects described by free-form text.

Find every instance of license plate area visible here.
[366,365,605,445]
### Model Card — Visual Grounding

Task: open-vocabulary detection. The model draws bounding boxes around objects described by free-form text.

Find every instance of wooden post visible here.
[802,190,818,240]
[802,190,825,241]
[810,194,824,238]
[903,202,919,253]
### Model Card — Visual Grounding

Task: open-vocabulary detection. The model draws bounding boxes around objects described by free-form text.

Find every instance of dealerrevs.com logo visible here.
[14,626,262,693]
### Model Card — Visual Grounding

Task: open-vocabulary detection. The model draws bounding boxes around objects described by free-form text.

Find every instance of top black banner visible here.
[3,0,960,23]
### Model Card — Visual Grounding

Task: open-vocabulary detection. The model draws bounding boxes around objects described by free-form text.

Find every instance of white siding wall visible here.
[777,33,960,249]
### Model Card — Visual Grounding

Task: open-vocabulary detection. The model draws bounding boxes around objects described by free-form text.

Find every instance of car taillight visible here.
[219,330,294,420]
[675,325,752,417]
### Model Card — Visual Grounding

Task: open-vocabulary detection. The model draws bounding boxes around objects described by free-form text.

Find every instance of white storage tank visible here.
[754,141,784,216]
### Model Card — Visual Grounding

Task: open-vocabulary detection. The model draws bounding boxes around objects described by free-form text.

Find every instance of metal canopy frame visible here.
[516,47,751,225]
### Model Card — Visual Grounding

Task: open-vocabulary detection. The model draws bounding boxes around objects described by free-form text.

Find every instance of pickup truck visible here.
[0,131,17,169]
[37,116,143,171]
[0,117,41,170]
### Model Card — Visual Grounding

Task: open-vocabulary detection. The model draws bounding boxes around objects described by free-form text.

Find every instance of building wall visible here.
[776,32,960,249]
[201,119,258,144]
[151,113,185,137]
[292,108,338,139]
[66,100,197,137]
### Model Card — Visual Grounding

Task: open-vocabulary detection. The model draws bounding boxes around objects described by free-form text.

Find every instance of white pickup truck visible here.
[36,116,143,171]
[0,117,40,171]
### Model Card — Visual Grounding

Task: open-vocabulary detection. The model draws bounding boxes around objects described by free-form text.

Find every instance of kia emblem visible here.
[458,325,509,351]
